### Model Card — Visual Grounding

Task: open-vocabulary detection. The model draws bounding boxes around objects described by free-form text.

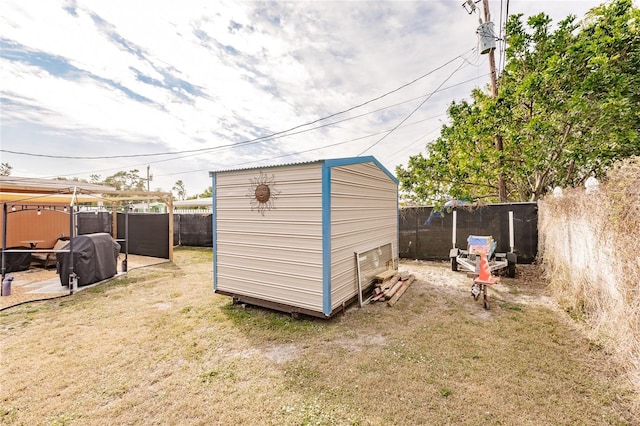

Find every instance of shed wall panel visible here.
[215,164,324,312]
[329,163,398,309]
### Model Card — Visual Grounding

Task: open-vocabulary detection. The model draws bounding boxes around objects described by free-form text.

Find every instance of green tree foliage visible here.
[103,169,145,191]
[188,186,212,200]
[200,186,212,198]
[397,0,639,206]
[54,176,88,183]
[172,180,187,200]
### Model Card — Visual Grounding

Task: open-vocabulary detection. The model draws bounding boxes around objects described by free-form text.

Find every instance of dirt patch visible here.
[0,273,62,309]
[263,344,300,364]
[399,259,557,310]
[0,254,168,310]
[332,333,387,352]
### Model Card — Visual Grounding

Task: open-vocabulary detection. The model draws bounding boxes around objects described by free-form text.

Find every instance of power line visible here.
[162,134,380,177]
[6,71,484,170]
[501,0,509,76]
[357,58,467,156]
[159,111,449,177]
[384,127,441,163]
[34,71,488,180]
[2,49,474,161]
[48,110,446,180]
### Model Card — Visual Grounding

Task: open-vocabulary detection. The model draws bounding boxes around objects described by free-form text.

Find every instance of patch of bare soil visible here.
[0,254,168,310]
[398,259,557,310]
[0,268,61,309]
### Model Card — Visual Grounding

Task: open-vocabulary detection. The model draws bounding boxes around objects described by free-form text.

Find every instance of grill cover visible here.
[57,233,121,286]
[3,246,32,273]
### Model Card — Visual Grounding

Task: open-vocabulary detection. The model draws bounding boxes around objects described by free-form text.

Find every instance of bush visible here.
[539,157,640,389]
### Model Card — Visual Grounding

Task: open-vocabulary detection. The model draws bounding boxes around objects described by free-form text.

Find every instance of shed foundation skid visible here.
[218,290,357,319]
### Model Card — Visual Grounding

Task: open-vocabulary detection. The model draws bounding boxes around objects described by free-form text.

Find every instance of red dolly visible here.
[471,252,499,309]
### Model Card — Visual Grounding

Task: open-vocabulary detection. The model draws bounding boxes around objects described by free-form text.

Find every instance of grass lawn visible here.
[1,247,636,425]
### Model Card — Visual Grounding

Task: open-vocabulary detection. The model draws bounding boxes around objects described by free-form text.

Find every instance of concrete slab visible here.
[1,255,169,310]
[25,278,67,294]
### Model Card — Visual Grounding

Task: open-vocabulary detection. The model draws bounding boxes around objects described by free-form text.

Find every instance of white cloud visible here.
[0,0,607,193]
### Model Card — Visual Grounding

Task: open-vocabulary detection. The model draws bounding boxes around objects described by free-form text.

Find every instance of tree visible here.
[0,163,12,176]
[397,0,640,206]
[55,176,88,183]
[199,186,212,198]
[187,186,212,199]
[397,92,501,205]
[172,180,187,200]
[103,170,145,191]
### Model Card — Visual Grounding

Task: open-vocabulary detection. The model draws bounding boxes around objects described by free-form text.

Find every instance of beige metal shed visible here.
[210,156,398,318]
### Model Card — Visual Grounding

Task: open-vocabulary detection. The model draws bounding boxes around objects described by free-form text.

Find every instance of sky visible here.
[1,0,606,197]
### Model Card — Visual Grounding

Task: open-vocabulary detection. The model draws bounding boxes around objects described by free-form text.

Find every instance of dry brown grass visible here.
[1,248,637,425]
[539,156,640,392]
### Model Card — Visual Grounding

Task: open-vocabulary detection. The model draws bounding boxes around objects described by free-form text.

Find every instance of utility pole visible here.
[146,165,153,212]
[464,0,507,202]
[481,0,507,202]
[146,165,152,192]
[482,0,498,97]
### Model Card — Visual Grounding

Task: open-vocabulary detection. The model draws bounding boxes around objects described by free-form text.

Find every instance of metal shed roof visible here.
[208,156,399,184]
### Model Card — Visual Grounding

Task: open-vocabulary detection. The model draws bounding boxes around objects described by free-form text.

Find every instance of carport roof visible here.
[0,176,172,205]
[0,176,116,194]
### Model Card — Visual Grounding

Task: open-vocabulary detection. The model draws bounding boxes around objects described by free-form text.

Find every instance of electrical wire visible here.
[356,58,467,156]
[160,111,448,177]
[498,0,504,75]
[16,47,484,184]
[1,49,474,161]
[68,113,444,179]
[39,71,489,180]
[384,127,441,162]
[501,0,509,76]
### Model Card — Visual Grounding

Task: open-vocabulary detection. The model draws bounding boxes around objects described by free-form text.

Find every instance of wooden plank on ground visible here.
[375,268,397,281]
[380,275,400,292]
[387,275,415,307]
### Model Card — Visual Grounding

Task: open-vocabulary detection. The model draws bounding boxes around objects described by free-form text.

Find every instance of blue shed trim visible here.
[323,156,399,185]
[321,163,332,316]
[212,173,218,291]
[396,181,400,262]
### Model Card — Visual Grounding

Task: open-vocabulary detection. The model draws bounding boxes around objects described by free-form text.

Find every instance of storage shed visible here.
[210,156,399,318]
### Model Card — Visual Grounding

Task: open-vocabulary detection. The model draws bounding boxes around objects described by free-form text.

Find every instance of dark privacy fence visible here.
[77,212,171,259]
[77,212,211,258]
[117,213,170,259]
[173,214,212,247]
[399,203,538,264]
[76,212,111,235]
[79,206,538,263]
